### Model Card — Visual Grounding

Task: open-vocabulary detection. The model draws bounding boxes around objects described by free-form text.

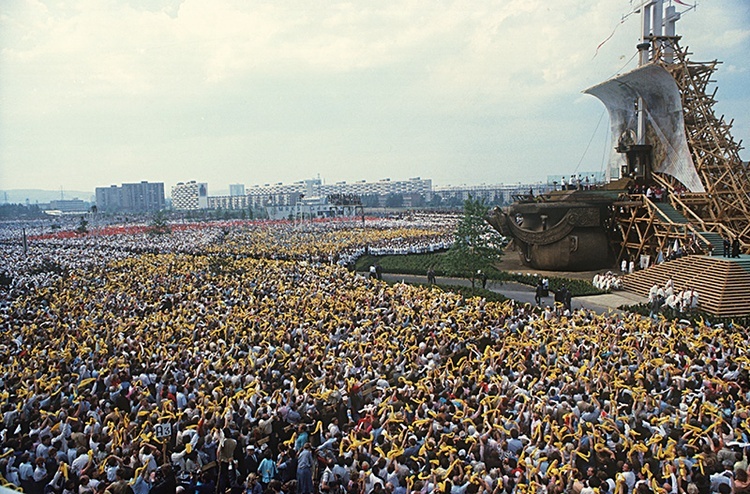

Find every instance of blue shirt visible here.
[258,458,277,483]
[132,475,150,494]
[297,449,314,470]
[294,432,309,451]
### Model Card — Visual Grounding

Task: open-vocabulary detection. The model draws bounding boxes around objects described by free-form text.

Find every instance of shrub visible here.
[355,252,504,279]
[439,284,510,303]
[502,272,604,297]
[357,253,603,297]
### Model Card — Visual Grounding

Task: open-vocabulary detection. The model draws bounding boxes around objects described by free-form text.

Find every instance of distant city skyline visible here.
[1,170,555,204]
[2,0,748,193]
[0,170,573,204]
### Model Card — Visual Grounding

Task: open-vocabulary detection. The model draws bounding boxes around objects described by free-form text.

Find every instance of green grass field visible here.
[356,252,604,297]
[354,252,504,279]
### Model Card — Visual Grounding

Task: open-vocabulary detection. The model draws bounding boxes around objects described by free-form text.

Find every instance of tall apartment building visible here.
[229,184,245,196]
[320,177,432,197]
[207,194,251,210]
[243,177,433,208]
[95,181,165,213]
[432,183,550,205]
[96,186,122,212]
[49,199,88,212]
[171,181,208,210]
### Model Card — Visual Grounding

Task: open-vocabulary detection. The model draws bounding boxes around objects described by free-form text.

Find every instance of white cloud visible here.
[0,0,748,191]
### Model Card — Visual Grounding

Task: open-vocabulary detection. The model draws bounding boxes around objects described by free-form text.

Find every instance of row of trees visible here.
[0,203,48,220]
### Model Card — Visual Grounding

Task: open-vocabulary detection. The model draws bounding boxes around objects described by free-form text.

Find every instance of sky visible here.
[1,0,749,197]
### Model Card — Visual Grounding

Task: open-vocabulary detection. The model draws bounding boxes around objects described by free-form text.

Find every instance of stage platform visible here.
[622,255,750,317]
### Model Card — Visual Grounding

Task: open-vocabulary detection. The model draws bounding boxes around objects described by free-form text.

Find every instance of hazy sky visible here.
[1,0,748,196]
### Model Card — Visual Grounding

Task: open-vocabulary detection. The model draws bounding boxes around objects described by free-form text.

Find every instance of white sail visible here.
[583,63,704,192]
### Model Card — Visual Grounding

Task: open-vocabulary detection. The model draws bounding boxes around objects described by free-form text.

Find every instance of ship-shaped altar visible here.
[489,0,749,271]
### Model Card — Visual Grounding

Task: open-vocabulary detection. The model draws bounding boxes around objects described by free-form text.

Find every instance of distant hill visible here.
[0,189,94,205]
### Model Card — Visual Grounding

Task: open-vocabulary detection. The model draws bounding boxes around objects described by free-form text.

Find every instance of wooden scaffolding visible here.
[613,37,750,263]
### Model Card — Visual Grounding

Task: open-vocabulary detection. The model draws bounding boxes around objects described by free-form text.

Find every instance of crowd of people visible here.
[592,273,622,292]
[648,280,700,317]
[1,218,749,494]
[0,218,454,295]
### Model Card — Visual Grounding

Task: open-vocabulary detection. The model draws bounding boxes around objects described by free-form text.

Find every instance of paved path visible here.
[377,272,647,314]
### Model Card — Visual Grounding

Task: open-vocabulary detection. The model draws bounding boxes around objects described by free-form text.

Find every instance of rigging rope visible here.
[574,109,607,174]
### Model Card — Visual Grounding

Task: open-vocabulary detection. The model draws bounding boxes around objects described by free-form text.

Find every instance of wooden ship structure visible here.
[600,1,750,265]
[491,0,750,274]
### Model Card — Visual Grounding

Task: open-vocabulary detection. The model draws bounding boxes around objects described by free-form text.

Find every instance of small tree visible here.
[385,193,404,208]
[446,195,505,289]
[148,210,171,235]
[75,216,88,235]
[361,194,380,208]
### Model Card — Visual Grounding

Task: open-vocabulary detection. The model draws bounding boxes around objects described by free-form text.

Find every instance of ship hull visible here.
[490,191,618,271]
[515,227,612,270]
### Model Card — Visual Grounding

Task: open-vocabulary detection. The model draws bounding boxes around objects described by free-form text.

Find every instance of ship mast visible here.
[636,0,662,145]
[589,0,750,262]
[663,4,681,63]
[635,1,682,141]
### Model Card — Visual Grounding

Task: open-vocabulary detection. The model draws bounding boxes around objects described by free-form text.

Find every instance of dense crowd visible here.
[0,218,453,294]
[1,218,749,494]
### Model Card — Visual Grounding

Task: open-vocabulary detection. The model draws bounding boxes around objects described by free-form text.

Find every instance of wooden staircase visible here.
[696,231,725,254]
[653,202,690,224]
[622,255,750,317]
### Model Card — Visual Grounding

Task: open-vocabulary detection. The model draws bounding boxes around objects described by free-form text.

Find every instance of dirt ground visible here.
[496,247,620,281]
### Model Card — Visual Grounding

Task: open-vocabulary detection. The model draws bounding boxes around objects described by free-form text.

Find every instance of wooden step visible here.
[653,202,690,224]
[697,231,726,253]
[622,255,750,317]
